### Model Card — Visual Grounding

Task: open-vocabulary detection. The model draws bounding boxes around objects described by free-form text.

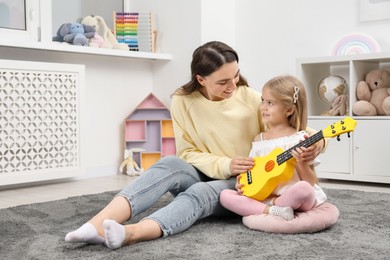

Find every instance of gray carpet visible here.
[1,188,389,260]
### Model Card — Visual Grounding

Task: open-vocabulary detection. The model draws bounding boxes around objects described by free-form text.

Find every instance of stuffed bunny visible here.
[81,15,129,50]
[119,148,145,176]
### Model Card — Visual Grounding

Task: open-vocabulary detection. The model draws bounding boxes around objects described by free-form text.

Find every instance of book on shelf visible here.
[113,11,156,52]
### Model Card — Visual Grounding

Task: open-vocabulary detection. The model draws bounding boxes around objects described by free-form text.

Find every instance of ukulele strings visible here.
[276,131,324,165]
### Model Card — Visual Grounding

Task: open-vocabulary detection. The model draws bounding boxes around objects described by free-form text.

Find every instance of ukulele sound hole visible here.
[265,160,275,172]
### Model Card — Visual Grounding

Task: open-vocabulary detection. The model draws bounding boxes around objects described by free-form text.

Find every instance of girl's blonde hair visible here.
[263,75,308,131]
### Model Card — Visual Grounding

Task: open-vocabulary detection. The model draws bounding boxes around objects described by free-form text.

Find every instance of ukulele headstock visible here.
[322,117,357,139]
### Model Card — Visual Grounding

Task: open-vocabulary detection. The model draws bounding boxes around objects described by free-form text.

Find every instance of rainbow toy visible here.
[332,33,381,56]
[114,12,154,52]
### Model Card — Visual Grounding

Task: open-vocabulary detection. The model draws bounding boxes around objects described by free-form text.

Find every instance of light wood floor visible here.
[0,175,389,209]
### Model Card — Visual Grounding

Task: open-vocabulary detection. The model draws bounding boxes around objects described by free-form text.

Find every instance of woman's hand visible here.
[229,156,254,176]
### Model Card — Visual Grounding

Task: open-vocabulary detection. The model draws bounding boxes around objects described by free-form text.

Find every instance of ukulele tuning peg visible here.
[337,135,341,141]
[347,133,351,138]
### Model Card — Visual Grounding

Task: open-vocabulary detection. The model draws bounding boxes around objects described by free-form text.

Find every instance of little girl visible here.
[220,75,327,221]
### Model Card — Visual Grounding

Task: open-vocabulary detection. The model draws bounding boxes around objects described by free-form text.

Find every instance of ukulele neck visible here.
[276,131,324,165]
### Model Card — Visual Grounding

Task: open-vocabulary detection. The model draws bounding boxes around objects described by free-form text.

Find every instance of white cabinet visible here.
[297,52,390,184]
[308,119,352,176]
[353,119,390,179]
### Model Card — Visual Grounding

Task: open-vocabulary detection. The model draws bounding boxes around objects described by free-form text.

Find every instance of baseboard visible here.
[76,165,119,180]
[0,164,119,190]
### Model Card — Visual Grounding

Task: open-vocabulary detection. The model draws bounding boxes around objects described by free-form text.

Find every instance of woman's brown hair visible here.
[173,41,249,96]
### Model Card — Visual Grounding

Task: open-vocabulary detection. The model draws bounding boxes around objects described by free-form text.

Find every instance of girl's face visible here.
[196,61,240,101]
[260,87,293,128]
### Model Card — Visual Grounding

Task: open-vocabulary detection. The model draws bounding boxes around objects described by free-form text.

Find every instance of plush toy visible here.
[53,23,96,46]
[88,33,104,48]
[119,148,145,176]
[322,94,349,116]
[352,69,390,116]
[81,15,129,50]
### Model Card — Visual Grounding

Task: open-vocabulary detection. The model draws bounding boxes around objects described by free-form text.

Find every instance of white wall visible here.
[235,0,390,91]
[200,0,236,47]
[127,0,202,106]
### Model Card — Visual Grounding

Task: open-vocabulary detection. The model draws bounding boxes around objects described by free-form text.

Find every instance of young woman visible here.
[220,75,327,221]
[65,42,324,249]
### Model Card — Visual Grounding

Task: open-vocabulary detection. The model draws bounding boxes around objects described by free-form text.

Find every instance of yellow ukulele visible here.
[239,117,357,201]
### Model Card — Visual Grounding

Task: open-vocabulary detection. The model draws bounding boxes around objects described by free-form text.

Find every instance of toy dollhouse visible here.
[124,93,176,170]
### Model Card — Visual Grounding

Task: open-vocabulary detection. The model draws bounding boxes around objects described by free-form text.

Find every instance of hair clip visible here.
[293,85,299,103]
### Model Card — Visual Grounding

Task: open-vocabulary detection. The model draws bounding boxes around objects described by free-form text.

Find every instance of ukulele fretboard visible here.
[276,131,324,165]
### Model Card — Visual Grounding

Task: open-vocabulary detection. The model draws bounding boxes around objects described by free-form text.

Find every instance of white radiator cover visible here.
[0,59,85,186]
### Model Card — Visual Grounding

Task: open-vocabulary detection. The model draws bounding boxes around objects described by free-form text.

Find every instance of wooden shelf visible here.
[161,120,174,137]
[0,40,172,61]
[141,152,161,170]
[125,121,146,141]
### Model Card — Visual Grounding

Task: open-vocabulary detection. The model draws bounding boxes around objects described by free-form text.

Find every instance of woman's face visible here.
[196,61,240,101]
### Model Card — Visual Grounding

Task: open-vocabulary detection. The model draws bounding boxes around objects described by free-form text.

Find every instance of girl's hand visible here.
[296,134,323,163]
[229,156,254,176]
[291,147,310,164]
[235,175,244,194]
[292,147,318,185]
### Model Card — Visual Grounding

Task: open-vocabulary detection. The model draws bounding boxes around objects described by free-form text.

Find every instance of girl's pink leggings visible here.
[220,181,316,216]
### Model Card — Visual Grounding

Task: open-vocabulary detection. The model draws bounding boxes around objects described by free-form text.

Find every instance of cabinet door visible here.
[308,119,352,175]
[353,119,390,177]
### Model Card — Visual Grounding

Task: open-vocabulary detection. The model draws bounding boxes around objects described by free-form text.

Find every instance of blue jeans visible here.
[117,156,236,237]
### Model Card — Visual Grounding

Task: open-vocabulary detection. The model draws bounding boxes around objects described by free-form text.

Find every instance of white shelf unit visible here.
[297,52,390,184]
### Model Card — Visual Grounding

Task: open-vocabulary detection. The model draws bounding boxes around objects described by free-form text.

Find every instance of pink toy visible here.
[88,33,104,48]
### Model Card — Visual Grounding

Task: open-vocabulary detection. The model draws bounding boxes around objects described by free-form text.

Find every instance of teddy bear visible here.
[119,148,145,176]
[352,69,390,116]
[53,23,96,46]
[81,15,129,50]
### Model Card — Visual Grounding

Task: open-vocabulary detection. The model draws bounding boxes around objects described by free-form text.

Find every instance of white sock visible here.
[65,223,104,244]
[103,219,126,250]
[269,206,294,221]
